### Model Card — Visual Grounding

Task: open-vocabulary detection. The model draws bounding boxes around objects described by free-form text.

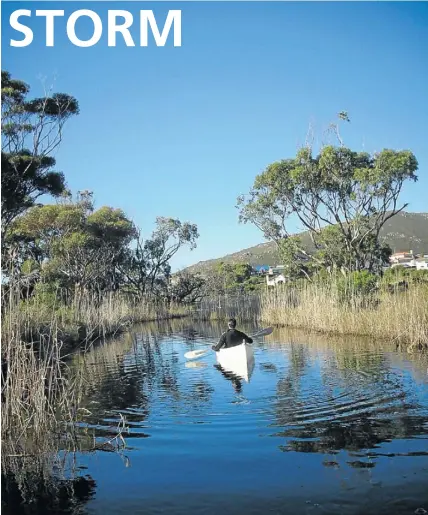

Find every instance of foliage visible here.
[237,113,418,274]
[1,70,79,242]
[278,236,312,280]
[338,270,378,296]
[8,192,136,294]
[203,262,264,295]
[381,267,428,287]
[117,217,199,299]
[6,192,200,307]
[168,271,205,304]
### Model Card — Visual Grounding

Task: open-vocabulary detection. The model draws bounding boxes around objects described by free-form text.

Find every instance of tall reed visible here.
[1,282,189,463]
[193,294,261,323]
[260,280,428,349]
[6,286,190,350]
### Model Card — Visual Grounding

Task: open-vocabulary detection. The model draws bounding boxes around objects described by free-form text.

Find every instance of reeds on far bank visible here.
[4,286,190,349]
[260,281,428,349]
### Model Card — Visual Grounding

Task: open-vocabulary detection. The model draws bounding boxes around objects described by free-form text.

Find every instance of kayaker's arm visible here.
[242,332,253,344]
[212,333,226,352]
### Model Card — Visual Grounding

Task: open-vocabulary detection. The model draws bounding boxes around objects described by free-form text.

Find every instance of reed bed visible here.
[1,335,83,458]
[260,282,428,349]
[190,279,428,349]
[1,283,189,468]
[194,294,261,323]
[4,286,190,350]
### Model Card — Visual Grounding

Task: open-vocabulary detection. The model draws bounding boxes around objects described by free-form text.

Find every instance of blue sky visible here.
[2,2,427,270]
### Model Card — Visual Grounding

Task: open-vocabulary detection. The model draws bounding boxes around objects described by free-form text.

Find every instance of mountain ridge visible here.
[185,212,428,274]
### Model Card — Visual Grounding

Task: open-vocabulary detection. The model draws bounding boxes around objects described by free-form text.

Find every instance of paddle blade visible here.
[184,349,210,360]
[252,327,273,338]
[185,361,207,369]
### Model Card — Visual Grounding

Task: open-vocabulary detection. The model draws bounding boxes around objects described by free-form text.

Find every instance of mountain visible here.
[185,212,428,274]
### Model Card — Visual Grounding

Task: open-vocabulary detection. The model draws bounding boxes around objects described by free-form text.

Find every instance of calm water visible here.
[3,320,428,514]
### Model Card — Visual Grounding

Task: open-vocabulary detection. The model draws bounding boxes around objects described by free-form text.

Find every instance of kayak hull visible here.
[216,343,255,382]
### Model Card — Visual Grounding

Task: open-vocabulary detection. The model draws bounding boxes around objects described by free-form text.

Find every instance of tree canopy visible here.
[238,113,418,276]
[1,70,79,241]
[1,70,200,307]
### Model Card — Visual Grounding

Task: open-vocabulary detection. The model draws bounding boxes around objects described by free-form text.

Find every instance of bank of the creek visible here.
[2,319,428,515]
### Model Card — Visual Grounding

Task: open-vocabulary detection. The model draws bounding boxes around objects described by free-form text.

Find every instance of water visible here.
[3,320,428,514]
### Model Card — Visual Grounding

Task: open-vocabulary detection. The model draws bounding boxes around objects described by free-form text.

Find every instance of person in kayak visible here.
[211,318,253,351]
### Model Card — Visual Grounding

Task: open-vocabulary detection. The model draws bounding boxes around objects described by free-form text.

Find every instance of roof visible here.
[253,265,270,271]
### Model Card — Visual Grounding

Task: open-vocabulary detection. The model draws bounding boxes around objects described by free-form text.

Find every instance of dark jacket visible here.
[212,329,253,352]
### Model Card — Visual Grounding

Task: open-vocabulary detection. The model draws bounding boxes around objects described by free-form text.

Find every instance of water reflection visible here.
[2,465,96,515]
[72,322,428,458]
[214,363,244,393]
[269,332,428,457]
[4,320,428,514]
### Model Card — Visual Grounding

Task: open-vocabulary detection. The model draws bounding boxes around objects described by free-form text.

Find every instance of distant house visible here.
[389,249,428,270]
[268,265,285,276]
[252,265,270,275]
[390,250,417,268]
[266,265,287,286]
[416,258,428,270]
[266,273,286,286]
[390,250,414,264]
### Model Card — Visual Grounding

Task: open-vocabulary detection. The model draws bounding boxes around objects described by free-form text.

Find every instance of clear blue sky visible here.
[2,1,427,270]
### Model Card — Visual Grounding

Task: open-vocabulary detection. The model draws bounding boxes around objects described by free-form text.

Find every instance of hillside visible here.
[186,212,428,274]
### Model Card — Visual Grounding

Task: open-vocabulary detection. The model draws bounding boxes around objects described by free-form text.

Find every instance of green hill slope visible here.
[186,212,428,274]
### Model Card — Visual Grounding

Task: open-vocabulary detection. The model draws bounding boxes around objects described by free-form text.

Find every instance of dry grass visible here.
[1,334,84,458]
[260,281,428,349]
[1,286,84,456]
[0,283,189,466]
[9,289,189,346]
[193,294,261,323]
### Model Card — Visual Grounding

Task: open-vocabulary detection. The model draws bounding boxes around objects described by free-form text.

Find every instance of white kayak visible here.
[216,342,255,382]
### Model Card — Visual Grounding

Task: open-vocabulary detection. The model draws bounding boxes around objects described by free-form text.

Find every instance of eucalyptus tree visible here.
[118,217,199,299]
[237,113,417,276]
[1,70,79,243]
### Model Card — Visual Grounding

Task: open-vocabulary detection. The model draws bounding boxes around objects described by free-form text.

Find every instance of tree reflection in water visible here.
[2,466,96,515]
[3,321,428,514]
[271,335,428,458]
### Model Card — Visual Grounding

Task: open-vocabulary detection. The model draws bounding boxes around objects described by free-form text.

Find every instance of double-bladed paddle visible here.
[184,326,273,360]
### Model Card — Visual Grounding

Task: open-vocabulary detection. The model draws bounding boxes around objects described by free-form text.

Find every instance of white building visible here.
[265,265,287,286]
[268,265,285,276]
[390,250,414,264]
[416,258,428,270]
[266,273,286,286]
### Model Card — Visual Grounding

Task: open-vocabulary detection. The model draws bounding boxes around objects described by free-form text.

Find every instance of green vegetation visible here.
[194,114,427,348]
[238,112,418,279]
[260,269,428,350]
[185,211,428,275]
[1,71,79,241]
[1,70,203,346]
[203,262,265,295]
[0,70,202,449]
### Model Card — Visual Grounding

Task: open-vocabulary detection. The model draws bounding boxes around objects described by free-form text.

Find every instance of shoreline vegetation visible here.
[1,285,190,462]
[197,286,427,351]
[261,283,428,350]
[195,269,428,351]
[2,271,426,471]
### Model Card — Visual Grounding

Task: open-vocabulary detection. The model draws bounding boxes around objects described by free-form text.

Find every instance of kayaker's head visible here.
[228,318,237,329]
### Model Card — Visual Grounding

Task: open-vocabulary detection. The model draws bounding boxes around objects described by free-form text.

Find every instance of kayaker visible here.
[211,318,253,352]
